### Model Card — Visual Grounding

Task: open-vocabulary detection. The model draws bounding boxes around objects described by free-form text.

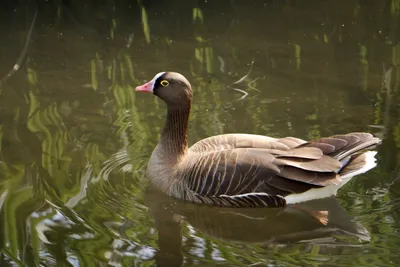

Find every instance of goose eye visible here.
[160,80,169,87]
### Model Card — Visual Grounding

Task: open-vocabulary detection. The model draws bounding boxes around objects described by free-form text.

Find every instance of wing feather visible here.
[274,155,342,172]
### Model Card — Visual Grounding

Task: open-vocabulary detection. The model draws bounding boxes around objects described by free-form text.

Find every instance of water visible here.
[0,1,400,266]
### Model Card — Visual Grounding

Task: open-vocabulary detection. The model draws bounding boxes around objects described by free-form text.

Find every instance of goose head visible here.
[135,72,192,108]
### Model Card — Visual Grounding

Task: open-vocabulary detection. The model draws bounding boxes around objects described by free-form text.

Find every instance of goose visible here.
[135,71,381,208]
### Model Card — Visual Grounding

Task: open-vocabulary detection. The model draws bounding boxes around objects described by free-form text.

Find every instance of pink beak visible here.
[135,81,153,93]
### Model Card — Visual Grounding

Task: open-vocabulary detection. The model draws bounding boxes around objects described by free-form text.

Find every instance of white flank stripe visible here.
[284,151,378,204]
[220,192,276,198]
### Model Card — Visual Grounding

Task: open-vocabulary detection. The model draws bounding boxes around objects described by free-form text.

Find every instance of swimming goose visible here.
[135,71,381,208]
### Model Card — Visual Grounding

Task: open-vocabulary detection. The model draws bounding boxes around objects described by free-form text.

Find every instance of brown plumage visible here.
[136,72,381,208]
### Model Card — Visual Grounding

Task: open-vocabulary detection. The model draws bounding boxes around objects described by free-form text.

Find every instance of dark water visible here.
[0,0,400,266]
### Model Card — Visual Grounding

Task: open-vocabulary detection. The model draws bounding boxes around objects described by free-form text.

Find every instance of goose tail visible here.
[338,151,378,179]
[332,132,381,179]
[304,132,381,179]
[285,133,381,205]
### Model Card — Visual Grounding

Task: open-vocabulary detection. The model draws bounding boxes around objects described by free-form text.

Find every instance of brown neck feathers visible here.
[159,102,191,161]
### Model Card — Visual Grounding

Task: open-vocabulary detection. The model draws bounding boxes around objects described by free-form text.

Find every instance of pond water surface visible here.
[0,1,400,266]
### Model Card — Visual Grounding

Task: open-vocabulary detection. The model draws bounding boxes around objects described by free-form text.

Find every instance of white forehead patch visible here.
[150,72,166,90]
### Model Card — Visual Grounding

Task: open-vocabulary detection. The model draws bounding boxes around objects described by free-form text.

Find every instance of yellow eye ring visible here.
[160,80,169,87]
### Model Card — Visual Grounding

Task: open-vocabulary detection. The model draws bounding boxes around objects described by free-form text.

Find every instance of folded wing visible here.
[183,132,380,208]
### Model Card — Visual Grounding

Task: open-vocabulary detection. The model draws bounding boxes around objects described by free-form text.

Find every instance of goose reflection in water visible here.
[144,186,370,267]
